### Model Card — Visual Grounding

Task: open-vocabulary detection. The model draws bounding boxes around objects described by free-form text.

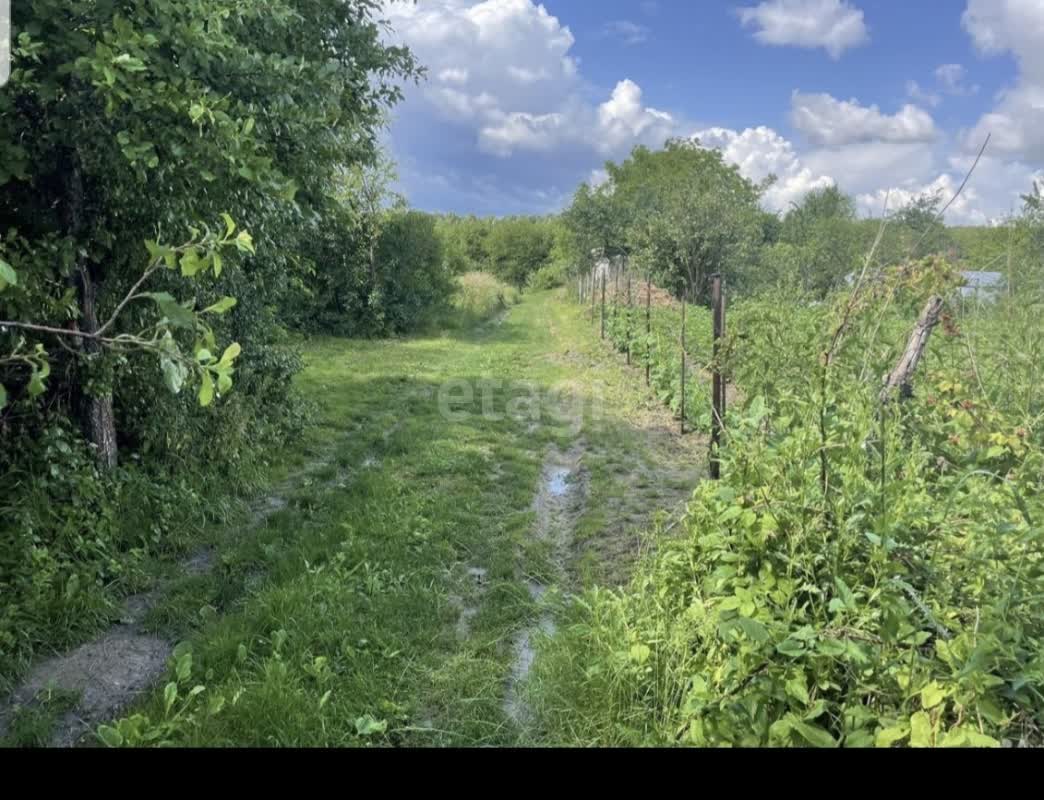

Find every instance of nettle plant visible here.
[0,215,252,412]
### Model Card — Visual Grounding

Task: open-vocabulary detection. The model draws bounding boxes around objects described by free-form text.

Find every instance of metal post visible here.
[680,289,686,436]
[600,270,606,340]
[710,274,725,480]
[626,272,632,365]
[645,277,651,386]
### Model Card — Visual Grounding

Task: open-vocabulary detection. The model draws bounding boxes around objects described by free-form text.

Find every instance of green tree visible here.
[764,185,863,297]
[610,139,765,302]
[486,217,554,290]
[0,0,419,466]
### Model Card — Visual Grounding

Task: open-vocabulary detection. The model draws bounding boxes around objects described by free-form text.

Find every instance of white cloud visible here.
[597,80,675,151]
[962,0,1044,162]
[856,174,985,224]
[934,63,979,96]
[906,80,941,108]
[790,91,937,146]
[736,0,869,60]
[437,67,469,84]
[385,1,681,160]
[598,20,650,46]
[694,126,834,211]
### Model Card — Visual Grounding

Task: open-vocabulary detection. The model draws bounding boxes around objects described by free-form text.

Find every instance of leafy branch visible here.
[0,215,255,409]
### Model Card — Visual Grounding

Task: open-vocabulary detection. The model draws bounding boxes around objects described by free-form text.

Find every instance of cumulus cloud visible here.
[736,0,869,60]
[694,126,834,211]
[790,91,937,147]
[962,0,1044,162]
[384,0,680,161]
[857,174,984,224]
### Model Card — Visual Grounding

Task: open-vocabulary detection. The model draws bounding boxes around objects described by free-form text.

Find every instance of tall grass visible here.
[442,272,521,330]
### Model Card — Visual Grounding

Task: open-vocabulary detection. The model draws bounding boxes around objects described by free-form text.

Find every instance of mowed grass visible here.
[101,289,705,747]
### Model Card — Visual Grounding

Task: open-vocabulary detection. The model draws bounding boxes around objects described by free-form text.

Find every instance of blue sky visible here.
[383,1,1044,224]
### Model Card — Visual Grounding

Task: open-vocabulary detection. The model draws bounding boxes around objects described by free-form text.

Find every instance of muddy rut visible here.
[0,436,365,747]
[502,443,587,730]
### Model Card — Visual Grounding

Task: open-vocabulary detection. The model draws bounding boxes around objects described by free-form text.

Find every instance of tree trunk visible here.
[880,296,944,404]
[62,156,118,469]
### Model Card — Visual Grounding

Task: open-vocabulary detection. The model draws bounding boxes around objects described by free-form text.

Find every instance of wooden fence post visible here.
[590,268,596,322]
[613,265,619,327]
[680,288,686,436]
[626,272,632,365]
[645,277,652,386]
[710,274,725,480]
[600,270,606,340]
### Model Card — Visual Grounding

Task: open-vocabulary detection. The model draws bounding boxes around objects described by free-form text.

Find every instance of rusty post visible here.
[600,270,606,340]
[626,272,632,365]
[645,277,651,386]
[680,288,686,436]
[710,274,725,480]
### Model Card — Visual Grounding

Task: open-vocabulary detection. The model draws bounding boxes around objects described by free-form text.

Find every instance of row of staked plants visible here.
[535,257,1044,747]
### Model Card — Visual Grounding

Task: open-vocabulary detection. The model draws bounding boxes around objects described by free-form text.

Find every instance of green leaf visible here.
[875,724,910,748]
[0,257,17,290]
[0,383,7,410]
[208,694,226,716]
[234,230,255,255]
[776,637,806,657]
[97,725,124,748]
[354,715,387,736]
[909,711,933,748]
[921,681,947,710]
[790,719,837,748]
[736,616,769,643]
[203,296,237,315]
[179,247,205,277]
[199,371,215,406]
[163,682,178,714]
[160,356,188,395]
[278,179,299,202]
[219,342,241,365]
[176,652,192,682]
[145,292,195,329]
[629,643,651,665]
[27,360,50,398]
[221,213,236,238]
[785,674,810,706]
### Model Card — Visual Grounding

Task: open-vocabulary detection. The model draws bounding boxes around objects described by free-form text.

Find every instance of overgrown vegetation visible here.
[0,0,425,683]
[533,183,1044,747]
[3,1,1042,749]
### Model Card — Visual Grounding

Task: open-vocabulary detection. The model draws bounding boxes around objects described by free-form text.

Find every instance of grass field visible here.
[31,288,706,746]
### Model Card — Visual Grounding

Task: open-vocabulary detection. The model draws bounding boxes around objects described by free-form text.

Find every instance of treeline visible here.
[0,1,447,676]
[562,137,1044,302]
[434,214,572,290]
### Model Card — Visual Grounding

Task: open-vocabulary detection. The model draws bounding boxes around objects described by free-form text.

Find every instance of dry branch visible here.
[880,296,944,403]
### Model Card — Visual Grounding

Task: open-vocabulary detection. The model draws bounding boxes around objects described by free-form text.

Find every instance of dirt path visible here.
[0,440,367,747]
[1,290,707,747]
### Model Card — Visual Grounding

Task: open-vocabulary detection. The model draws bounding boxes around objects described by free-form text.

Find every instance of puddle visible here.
[503,444,587,730]
[547,467,570,498]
